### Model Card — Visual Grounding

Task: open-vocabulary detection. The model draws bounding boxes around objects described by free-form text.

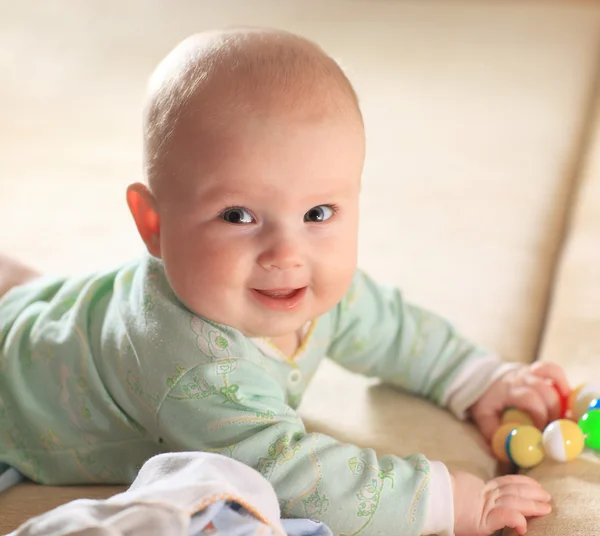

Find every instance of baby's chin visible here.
[176,296,310,338]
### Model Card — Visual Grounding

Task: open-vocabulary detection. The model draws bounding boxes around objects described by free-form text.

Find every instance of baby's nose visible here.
[257,239,303,271]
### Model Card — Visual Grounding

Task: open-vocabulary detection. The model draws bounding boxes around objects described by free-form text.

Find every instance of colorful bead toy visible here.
[578,410,600,450]
[505,426,544,468]
[551,382,570,419]
[569,383,600,421]
[541,419,584,462]
[492,423,520,463]
[491,382,600,468]
[588,398,600,411]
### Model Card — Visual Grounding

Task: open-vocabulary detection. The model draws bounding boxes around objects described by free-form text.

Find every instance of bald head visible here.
[143,28,362,195]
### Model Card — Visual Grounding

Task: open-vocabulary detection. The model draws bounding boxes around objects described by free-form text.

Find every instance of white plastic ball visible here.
[542,419,585,462]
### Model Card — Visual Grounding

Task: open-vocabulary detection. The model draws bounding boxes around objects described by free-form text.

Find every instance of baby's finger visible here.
[530,362,570,396]
[496,482,551,502]
[524,375,561,423]
[488,475,547,496]
[475,410,501,442]
[494,474,545,488]
[486,507,527,536]
[506,388,549,430]
[496,495,552,517]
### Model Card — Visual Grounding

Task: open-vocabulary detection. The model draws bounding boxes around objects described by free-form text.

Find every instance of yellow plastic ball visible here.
[502,408,534,427]
[542,419,584,462]
[569,384,600,421]
[492,423,518,463]
[506,425,544,469]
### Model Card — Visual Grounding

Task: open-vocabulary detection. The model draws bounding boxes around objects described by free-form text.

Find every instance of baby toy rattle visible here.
[491,382,600,468]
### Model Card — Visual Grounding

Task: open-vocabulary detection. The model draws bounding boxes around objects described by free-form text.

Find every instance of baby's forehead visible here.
[176,171,358,211]
[160,124,361,208]
[144,28,362,198]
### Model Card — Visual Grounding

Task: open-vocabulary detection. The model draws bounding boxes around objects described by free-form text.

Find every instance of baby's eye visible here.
[304,205,335,223]
[220,207,255,224]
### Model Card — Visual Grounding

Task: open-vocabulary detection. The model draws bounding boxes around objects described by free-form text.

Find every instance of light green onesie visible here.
[0,255,494,535]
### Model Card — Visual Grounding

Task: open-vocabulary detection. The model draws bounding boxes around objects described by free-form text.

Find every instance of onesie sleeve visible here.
[157,357,447,536]
[327,269,511,417]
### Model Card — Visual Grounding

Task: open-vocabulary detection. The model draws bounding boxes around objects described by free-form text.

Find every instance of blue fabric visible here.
[0,463,23,493]
[280,519,333,536]
[188,501,333,535]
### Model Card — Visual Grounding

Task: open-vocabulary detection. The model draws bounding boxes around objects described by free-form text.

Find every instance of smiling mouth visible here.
[250,287,307,311]
[254,288,302,299]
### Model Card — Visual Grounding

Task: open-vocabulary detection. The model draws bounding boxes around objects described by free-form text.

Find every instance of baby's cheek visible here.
[180,237,251,302]
[199,238,248,282]
[313,255,355,313]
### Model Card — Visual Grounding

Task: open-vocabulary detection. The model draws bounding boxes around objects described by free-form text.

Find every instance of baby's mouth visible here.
[254,288,301,299]
[250,287,307,311]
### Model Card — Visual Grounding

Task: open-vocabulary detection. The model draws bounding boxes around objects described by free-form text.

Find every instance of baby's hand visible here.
[469,362,570,441]
[452,471,551,535]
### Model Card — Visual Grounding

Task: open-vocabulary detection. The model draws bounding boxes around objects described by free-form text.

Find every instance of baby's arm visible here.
[326,271,552,533]
[327,270,518,419]
[157,359,551,535]
[156,358,453,536]
[0,253,40,299]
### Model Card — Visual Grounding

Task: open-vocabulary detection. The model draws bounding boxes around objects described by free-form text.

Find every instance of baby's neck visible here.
[268,330,303,358]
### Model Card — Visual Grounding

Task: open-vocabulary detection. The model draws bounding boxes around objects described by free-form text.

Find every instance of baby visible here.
[0,28,569,536]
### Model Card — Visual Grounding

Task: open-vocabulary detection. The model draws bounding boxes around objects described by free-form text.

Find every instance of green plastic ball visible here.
[578,409,600,450]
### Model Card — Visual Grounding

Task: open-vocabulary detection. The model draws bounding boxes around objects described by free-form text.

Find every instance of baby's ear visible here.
[126,183,161,258]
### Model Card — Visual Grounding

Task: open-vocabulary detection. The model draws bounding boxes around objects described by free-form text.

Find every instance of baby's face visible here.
[157,112,364,338]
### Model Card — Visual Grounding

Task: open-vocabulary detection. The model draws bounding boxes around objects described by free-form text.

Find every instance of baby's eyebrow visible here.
[190,178,354,206]
[192,182,251,202]
[300,187,354,202]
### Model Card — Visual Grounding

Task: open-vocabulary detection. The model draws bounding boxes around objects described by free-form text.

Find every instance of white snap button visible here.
[288,369,302,385]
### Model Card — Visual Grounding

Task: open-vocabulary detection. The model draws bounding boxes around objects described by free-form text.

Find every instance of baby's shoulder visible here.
[187,316,255,363]
[114,268,253,363]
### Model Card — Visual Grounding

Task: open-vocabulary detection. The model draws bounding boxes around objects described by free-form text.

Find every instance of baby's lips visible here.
[255,288,298,298]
